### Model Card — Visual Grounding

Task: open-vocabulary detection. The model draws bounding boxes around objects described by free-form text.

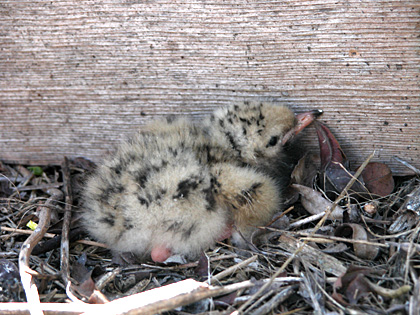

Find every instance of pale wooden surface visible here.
[0,1,419,175]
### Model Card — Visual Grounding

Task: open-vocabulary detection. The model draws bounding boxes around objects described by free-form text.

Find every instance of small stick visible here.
[292,231,390,248]
[95,268,122,291]
[18,188,63,315]
[60,158,73,289]
[210,255,257,284]
[367,279,411,299]
[1,227,108,248]
[11,183,63,192]
[60,196,72,287]
[393,156,420,175]
[386,241,420,253]
[265,206,294,226]
[289,212,327,229]
[250,285,297,315]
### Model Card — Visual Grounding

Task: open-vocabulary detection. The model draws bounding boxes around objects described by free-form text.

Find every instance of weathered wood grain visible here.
[0,1,419,175]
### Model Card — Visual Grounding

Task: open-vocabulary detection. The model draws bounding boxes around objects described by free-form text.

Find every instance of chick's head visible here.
[209,101,302,165]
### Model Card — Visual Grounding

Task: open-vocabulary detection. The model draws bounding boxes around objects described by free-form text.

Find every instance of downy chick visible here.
[83,101,321,262]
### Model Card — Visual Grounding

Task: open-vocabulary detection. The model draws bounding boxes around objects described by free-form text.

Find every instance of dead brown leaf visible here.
[360,162,394,197]
[334,224,379,260]
[72,273,96,299]
[334,265,378,305]
[291,153,319,187]
[292,184,345,220]
[195,252,209,278]
[334,265,409,306]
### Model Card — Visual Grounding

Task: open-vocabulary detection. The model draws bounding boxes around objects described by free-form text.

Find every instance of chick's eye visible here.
[267,136,279,147]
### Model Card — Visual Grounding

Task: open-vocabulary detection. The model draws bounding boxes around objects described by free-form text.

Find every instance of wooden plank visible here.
[0,0,419,175]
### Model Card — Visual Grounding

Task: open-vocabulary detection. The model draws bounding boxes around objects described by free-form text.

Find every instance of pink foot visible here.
[217,223,233,241]
[151,245,172,263]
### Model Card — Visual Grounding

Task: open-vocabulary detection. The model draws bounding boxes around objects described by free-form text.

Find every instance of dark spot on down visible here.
[124,218,134,230]
[235,182,263,206]
[173,178,200,199]
[203,187,216,211]
[110,163,123,175]
[137,195,150,207]
[201,144,212,163]
[100,183,124,202]
[239,117,251,126]
[133,168,149,188]
[99,213,116,226]
[250,182,263,191]
[169,147,178,157]
[182,224,196,240]
[225,131,240,154]
[126,152,138,162]
[167,221,182,232]
[155,188,167,201]
[211,175,221,188]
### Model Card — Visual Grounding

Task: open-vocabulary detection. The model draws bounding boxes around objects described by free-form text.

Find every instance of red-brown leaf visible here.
[361,162,394,197]
[314,121,346,169]
[315,122,367,195]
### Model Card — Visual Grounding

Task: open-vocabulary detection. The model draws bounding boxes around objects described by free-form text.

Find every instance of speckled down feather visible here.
[83,101,308,262]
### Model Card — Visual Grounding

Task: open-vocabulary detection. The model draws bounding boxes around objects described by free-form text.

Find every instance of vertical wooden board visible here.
[0,1,419,175]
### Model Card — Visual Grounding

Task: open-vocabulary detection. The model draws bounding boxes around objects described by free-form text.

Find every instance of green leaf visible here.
[27,166,43,176]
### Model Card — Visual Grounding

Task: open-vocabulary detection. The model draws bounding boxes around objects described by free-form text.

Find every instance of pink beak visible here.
[282,109,323,145]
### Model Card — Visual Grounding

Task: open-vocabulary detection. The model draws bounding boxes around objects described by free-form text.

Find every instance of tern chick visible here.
[83,101,321,262]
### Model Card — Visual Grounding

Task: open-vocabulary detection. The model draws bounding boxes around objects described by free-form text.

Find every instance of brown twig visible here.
[210,255,258,285]
[60,158,73,289]
[288,211,328,229]
[95,268,122,291]
[60,196,72,287]
[18,188,63,315]
[12,183,63,192]
[288,231,390,248]
[250,285,298,315]
[265,206,294,226]
[1,227,106,248]
[367,279,411,299]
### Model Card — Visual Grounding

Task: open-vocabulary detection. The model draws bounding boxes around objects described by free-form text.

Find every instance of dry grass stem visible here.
[0,227,107,248]
[18,189,63,315]
[210,255,258,285]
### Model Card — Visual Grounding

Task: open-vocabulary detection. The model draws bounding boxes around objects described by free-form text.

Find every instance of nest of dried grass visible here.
[0,150,419,314]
